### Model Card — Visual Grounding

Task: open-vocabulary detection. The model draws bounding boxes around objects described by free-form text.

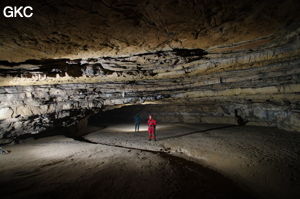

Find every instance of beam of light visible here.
[105,124,172,133]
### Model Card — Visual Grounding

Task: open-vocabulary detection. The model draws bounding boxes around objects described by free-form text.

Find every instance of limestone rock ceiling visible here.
[0,0,300,141]
[0,0,299,62]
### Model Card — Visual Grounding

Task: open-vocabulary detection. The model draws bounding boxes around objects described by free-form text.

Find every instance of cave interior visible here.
[0,0,300,199]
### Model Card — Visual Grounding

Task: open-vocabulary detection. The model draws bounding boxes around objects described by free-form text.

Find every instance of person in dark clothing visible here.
[134,114,142,132]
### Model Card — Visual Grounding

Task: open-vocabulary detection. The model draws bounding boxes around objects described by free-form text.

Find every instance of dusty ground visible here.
[85,123,300,199]
[0,123,299,199]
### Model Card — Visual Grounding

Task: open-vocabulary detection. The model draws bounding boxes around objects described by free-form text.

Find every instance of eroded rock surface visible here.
[0,0,299,62]
[0,0,300,140]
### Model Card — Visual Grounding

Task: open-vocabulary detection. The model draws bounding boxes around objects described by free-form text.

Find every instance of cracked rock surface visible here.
[0,0,300,140]
[0,0,299,62]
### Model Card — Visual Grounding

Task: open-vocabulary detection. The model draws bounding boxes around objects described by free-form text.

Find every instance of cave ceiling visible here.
[0,0,299,62]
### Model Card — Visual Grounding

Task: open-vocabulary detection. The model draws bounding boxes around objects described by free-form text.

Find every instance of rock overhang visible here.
[0,0,300,141]
[0,0,299,62]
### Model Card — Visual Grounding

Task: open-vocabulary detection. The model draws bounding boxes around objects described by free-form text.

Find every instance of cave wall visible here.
[1,34,300,141]
[96,102,300,131]
[0,84,103,142]
[0,0,300,141]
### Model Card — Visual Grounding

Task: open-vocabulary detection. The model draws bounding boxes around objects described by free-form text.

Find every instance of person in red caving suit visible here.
[147,115,157,141]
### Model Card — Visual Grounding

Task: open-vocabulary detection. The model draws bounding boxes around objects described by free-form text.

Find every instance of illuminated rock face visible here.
[0,0,300,62]
[0,0,300,141]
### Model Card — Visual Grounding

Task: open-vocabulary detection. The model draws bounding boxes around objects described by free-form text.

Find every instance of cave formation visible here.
[0,0,300,199]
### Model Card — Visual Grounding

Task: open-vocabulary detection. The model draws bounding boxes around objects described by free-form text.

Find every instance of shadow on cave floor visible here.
[81,123,300,199]
[0,135,255,199]
[2,123,300,199]
[84,123,238,145]
[73,124,236,146]
[158,124,236,141]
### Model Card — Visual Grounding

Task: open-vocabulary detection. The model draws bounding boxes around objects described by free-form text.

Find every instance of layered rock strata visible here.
[0,28,299,141]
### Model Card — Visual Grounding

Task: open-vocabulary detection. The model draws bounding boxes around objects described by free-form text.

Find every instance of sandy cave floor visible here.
[0,123,300,199]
